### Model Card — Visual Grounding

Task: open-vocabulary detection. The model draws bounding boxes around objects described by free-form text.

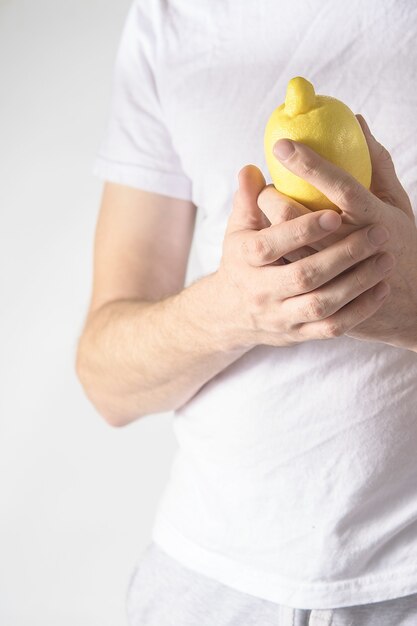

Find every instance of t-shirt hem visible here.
[93,156,193,202]
[151,513,417,610]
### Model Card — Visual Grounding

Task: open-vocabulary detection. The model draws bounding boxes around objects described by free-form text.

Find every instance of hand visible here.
[215,164,392,350]
[257,188,361,263]
[258,114,417,352]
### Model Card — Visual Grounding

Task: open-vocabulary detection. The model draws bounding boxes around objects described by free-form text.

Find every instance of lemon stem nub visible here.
[285,77,316,116]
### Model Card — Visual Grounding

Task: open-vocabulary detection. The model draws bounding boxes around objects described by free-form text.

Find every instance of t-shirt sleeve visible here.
[93,0,193,202]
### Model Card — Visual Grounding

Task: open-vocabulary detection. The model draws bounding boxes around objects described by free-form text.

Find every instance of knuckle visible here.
[322,318,344,338]
[291,222,309,245]
[303,294,327,320]
[345,240,360,263]
[352,267,367,291]
[300,157,319,178]
[288,323,304,343]
[281,204,298,222]
[252,235,272,260]
[241,235,271,263]
[334,178,361,207]
[257,185,299,224]
[250,288,269,309]
[292,266,312,291]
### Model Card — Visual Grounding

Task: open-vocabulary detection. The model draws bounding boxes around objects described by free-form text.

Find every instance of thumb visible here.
[226,165,268,236]
[356,113,410,210]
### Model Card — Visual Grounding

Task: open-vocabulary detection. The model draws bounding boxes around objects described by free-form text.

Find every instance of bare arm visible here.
[76,166,388,427]
[75,182,250,427]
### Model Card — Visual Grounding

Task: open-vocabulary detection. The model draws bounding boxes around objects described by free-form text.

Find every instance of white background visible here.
[0,1,184,624]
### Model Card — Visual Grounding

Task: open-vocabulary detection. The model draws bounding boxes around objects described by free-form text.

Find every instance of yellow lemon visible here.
[264,76,372,213]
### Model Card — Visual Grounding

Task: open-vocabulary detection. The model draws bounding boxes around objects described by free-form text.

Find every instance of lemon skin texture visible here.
[264,77,372,213]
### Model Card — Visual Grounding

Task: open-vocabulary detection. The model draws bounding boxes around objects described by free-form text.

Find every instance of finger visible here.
[226,165,268,236]
[257,185,320,261]
[356,114,414,217]
[294,280,390,342]
[240,209,341,267]
[257,183,311,225]
[257,184,359,259]
[356,113,402,195]
[304,221,364,254]
[282,249,395,324]
[259,222,392,297]
[272,138,379,224]
[282,246,318,263]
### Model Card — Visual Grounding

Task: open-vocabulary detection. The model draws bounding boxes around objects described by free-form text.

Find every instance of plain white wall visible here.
[0,1,189,624]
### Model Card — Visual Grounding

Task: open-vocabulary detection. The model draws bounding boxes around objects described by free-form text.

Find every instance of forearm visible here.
[76,272,252,427]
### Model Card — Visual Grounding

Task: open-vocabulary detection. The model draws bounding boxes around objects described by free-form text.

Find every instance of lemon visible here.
[264,76,372,212]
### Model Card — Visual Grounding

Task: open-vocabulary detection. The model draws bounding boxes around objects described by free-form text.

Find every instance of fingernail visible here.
[273,139,295,160]
[367,225,389,245]
[318,211,341,231]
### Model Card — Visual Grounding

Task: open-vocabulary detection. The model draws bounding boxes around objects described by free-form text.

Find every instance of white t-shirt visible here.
[94,0,417,610]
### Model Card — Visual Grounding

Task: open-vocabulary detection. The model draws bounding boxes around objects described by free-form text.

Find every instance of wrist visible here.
[177,271,256,355]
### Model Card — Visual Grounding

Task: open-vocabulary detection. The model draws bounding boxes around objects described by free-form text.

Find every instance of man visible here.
[76,0,417,624]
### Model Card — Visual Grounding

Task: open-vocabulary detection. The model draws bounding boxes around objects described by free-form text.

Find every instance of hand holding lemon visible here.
[217,162,392,349]
[257,76,417,351]
[216,75,399,351]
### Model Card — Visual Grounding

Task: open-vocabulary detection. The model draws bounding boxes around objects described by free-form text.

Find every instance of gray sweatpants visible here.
[126,542,417,626]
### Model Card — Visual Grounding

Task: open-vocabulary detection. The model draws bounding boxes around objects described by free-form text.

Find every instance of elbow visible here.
[100,408,141,428]
[102,415,127,428]
[75,349,136,428]
[77,379,138,428]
